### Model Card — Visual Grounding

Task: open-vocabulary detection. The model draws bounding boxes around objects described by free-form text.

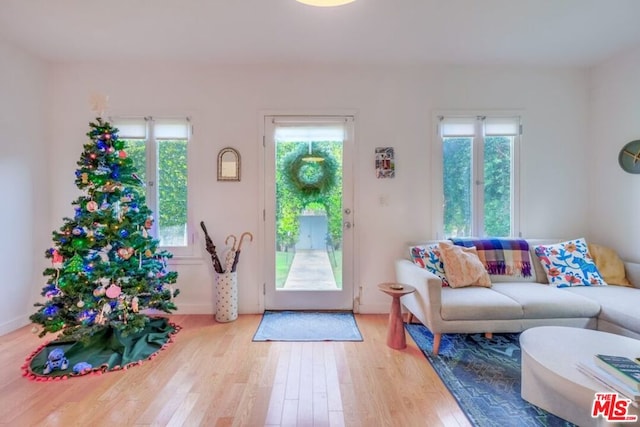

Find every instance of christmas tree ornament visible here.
[71,237,88,250]
[93,286,106,297]
[118,150,127,159]
[117,247,134,260]
[76,299,85,308]
[131,296,139,313]
[105,284,121,299]
[86,200,98,212]
[65,254,84,273]
[52,249,64,269]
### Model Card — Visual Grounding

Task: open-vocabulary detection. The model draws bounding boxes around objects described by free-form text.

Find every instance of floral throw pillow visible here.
[409,244,449,287]
[534,238,607,287]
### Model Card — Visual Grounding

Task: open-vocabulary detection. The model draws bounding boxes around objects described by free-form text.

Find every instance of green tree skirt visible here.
[23,317,179,380]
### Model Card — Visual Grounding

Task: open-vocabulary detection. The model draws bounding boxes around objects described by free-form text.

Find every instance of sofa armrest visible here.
[394,259,443,328]
[624,261,640,289]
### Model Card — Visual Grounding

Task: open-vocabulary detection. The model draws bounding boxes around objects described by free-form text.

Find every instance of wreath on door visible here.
[282,145,338,199]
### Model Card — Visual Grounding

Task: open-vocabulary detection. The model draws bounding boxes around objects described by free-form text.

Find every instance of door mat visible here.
[252,311,363,342]
[405,324,575,427]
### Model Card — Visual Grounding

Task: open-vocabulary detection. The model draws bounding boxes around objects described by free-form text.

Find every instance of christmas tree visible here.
[30,118,179,341]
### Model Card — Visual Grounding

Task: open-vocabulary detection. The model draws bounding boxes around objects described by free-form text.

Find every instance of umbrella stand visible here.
[214,271,238,322]
[215,233,240,322]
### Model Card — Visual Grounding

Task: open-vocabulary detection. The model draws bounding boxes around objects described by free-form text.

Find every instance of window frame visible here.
[432,111,522,239]
[111,116,195,259]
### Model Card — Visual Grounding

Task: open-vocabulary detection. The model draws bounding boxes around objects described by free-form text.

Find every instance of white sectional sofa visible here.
[395,239,640,355]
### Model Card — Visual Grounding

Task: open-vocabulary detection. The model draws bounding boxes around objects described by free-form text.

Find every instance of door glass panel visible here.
[275,138,343,291]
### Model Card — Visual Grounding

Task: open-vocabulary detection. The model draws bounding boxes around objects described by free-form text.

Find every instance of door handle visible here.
[343,221,352,229]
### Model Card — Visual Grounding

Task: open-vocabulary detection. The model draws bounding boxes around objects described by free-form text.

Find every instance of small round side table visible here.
[378,282,416,350]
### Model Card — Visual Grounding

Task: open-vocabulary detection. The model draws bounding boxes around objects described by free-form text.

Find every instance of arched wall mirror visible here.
[217,147,241,181]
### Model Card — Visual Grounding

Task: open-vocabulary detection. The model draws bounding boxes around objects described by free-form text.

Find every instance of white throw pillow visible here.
[438,241,492,288]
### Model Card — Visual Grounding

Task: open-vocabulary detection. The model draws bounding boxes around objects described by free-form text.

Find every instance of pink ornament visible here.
[52,250,64,269]
[87,201,98,212]
[117,247,134,260]
[119,150,127,159]
[106,284,122,299]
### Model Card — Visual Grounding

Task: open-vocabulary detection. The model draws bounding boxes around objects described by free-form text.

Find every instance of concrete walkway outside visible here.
[283,249,338,290]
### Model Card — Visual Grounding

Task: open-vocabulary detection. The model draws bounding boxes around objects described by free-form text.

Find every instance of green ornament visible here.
[92,175,107,186]
[66,253,84,273]
[113,139,125,150]
[71,237,88,250]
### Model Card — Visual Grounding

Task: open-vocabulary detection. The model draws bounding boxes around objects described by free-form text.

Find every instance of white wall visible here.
[589,48,640,262]
[45,62,590,315]
[0,40,49,334]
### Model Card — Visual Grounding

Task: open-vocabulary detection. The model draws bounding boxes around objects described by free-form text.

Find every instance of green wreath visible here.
[282,145,338,199]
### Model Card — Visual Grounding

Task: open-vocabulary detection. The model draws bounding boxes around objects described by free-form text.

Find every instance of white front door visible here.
[262,115,354,310]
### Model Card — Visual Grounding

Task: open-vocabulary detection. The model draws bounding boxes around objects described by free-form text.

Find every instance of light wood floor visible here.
[0,314,471,427]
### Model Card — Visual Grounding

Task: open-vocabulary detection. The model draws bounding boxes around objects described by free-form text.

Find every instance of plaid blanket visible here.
[450,238,532,277]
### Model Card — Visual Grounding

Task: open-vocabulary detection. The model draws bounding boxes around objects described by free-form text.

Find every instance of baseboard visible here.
[173,304,214,314]
[355,303,390,314]
[0,314,31,336]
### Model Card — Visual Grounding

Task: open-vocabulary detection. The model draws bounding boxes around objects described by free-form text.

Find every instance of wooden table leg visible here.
[386,295,406,349]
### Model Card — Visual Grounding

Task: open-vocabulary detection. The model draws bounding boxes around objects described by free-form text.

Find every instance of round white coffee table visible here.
[520,326,640,427]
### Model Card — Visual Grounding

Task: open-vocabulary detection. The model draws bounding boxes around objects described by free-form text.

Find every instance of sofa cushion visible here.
[534,238,607,287]
[439,241,492,288]
[441,287,523,320]
[409,244,449,286]
[588,242,632,286]
[490,282,601,319]
[564,286,640,334]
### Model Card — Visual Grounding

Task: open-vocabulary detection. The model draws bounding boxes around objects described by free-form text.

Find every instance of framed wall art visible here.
[375,147,395,178]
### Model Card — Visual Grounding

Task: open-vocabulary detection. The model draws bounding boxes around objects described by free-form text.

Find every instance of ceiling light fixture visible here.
[296,0,356,7]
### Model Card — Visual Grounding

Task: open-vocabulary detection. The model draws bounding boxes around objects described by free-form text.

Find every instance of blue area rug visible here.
[253,311,363,341]
[406,324,576,427]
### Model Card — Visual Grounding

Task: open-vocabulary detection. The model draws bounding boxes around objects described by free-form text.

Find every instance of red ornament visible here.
[119,151,127,159]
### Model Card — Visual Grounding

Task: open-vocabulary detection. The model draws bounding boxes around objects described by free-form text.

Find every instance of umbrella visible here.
[200,221,223,273]
[223,234,237,273]
[231,232,253,272]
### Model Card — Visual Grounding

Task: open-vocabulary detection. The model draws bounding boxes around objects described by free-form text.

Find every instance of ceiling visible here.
[2,0,640,67]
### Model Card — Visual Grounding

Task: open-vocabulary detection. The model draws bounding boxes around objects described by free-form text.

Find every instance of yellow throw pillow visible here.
[438,241,492,288]
[588,243,631,286]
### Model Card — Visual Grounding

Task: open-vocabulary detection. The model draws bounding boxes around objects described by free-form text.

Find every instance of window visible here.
[112,117,192,254]
[437,114,521,238]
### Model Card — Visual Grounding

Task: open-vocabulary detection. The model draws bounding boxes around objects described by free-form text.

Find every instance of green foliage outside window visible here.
[275,141,343,251]
[443,136,512,237]
[123,139,188,245]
